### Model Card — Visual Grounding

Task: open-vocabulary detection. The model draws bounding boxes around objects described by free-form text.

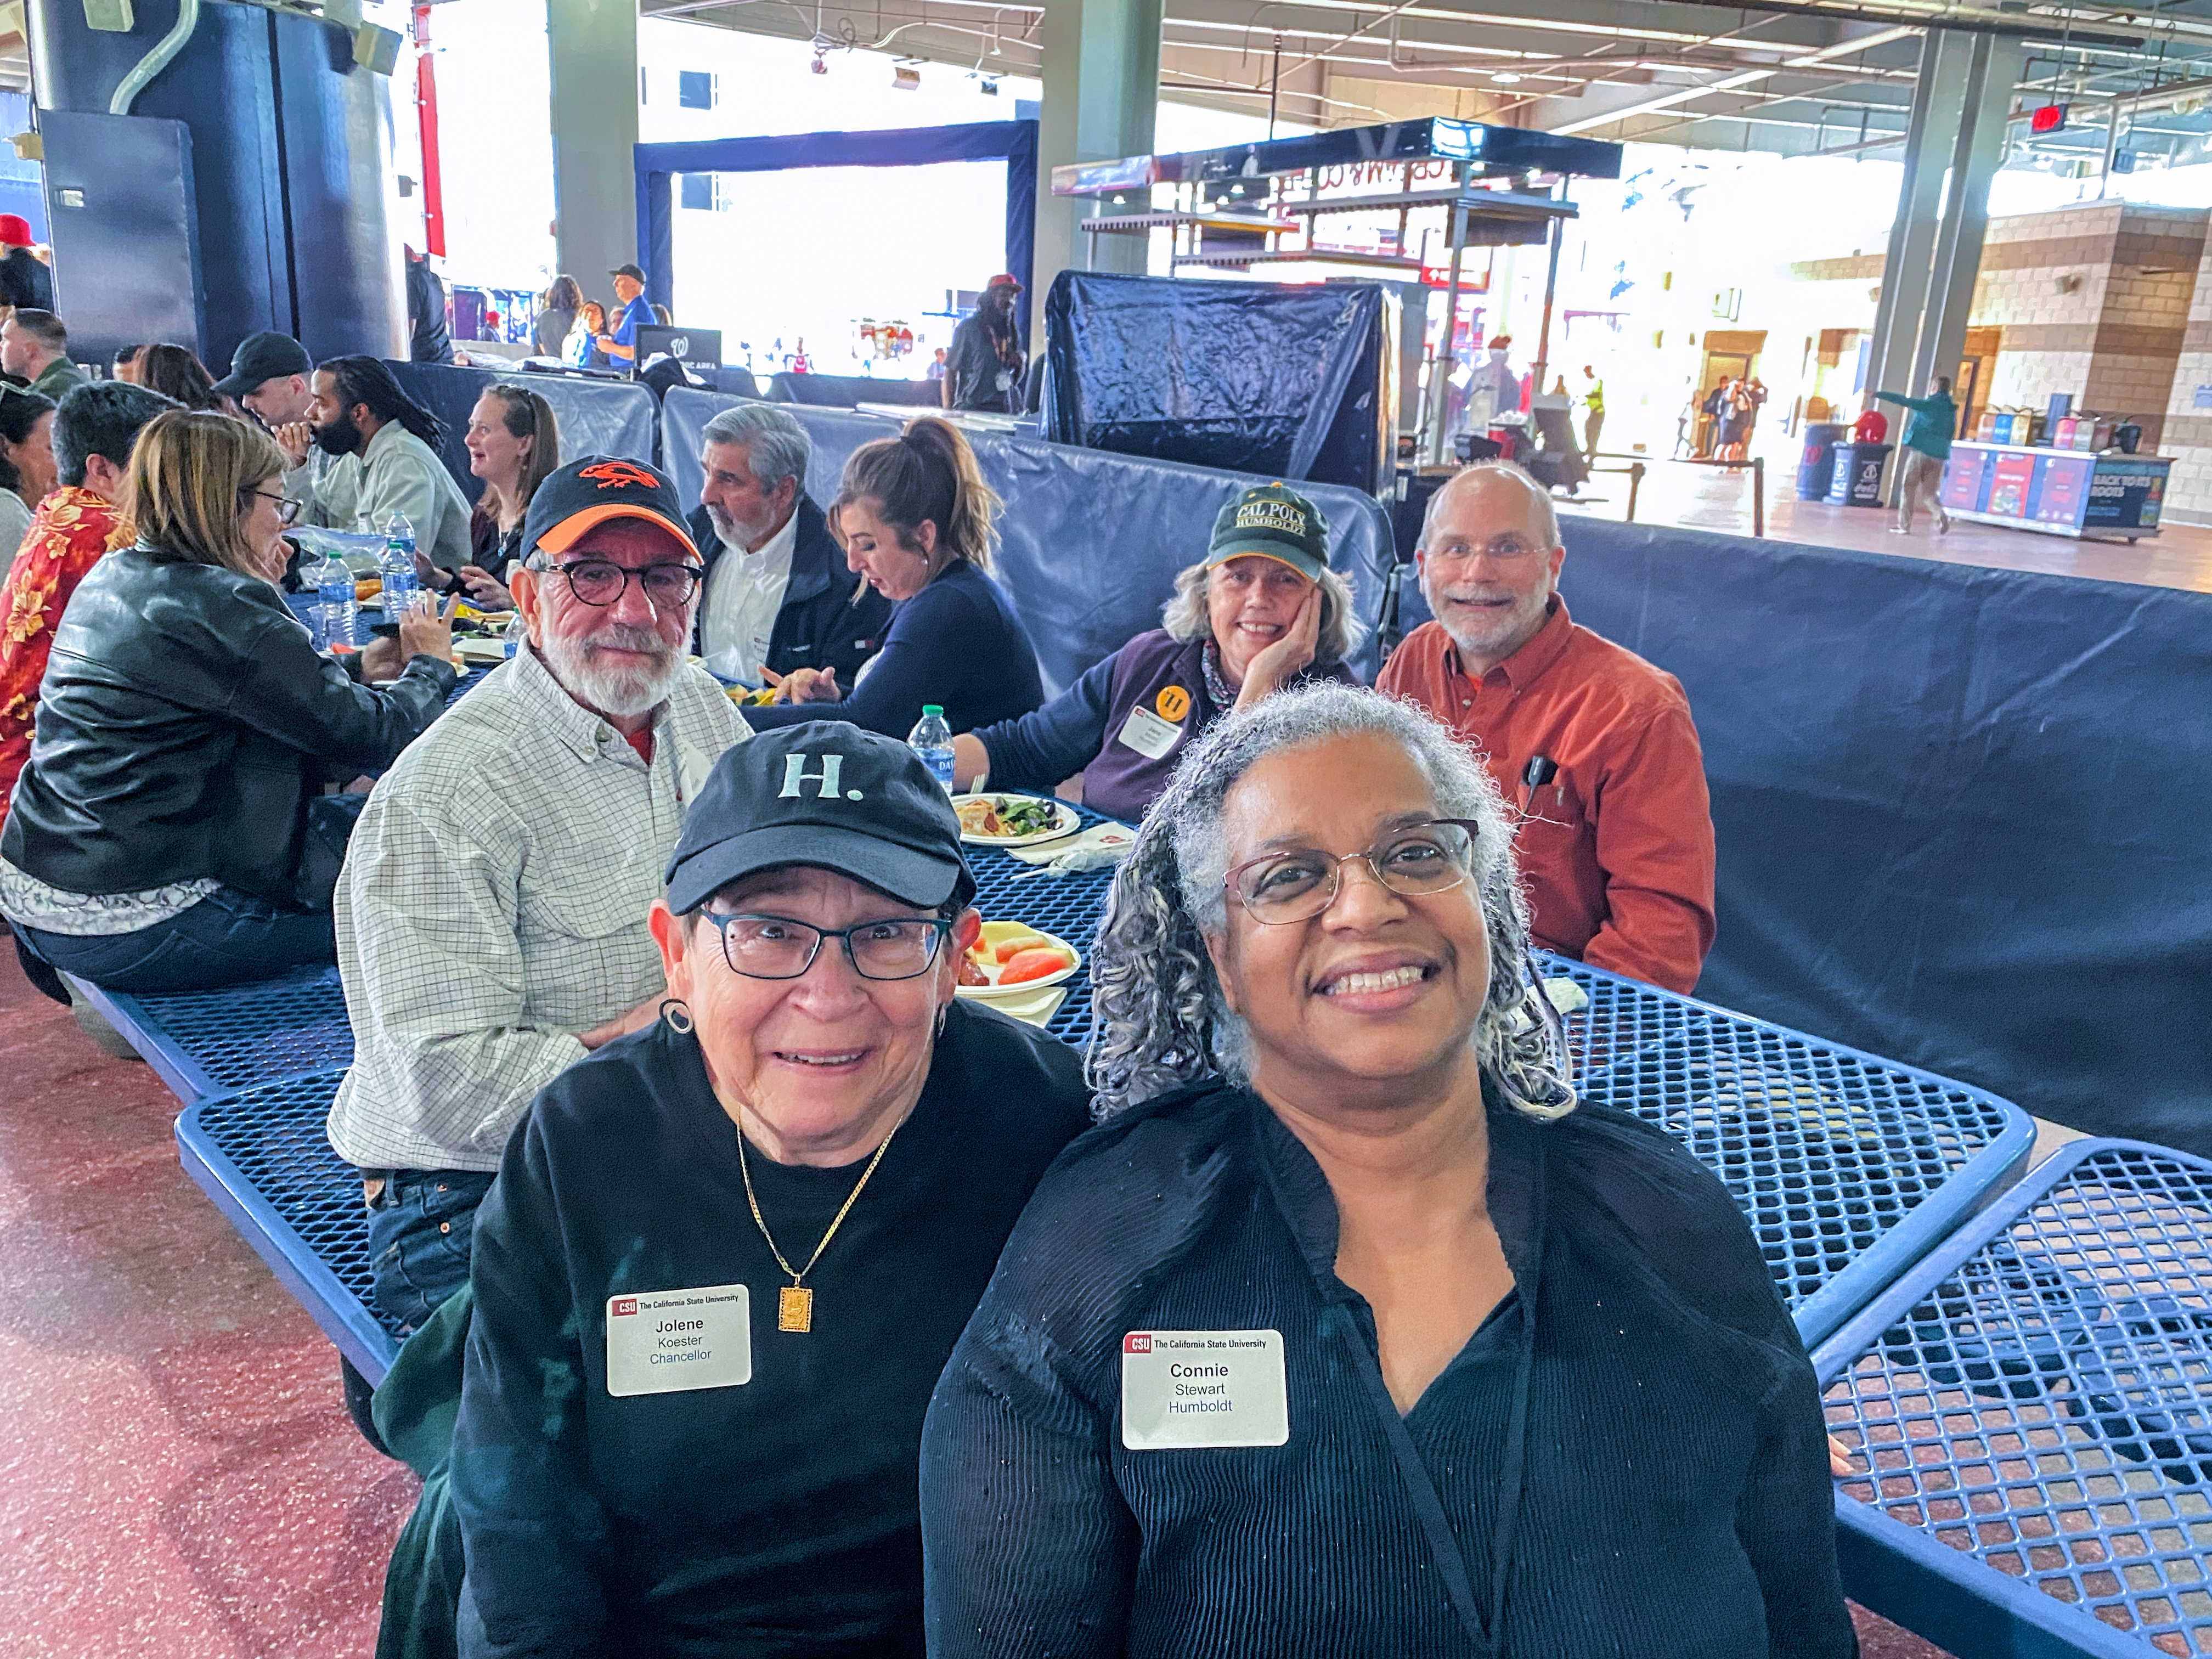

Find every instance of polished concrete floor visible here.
[0,944,1959,1656]
[1571,454,2212,595]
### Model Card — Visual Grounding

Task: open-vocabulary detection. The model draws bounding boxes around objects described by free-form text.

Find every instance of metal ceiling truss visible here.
[640,0,2212,159]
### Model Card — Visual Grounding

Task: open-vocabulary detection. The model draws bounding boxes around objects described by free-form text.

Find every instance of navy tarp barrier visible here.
[1041,272,1389,494]
[633,121,1037,335]
[767,372,940,409]
[1396,516,2211,1154]
[384,363,659,500]
[661,388,1398,690]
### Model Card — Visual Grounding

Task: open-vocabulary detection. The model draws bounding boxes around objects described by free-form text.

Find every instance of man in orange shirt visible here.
[0,381,174,825]
[1376,461,1715,992]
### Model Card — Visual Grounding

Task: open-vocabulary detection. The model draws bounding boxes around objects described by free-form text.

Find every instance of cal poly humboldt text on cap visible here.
[664,724,974,915]
[1205,482,1329,583]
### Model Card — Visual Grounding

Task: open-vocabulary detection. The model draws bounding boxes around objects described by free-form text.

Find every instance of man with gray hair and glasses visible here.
[687,402,891,691]
[329,456,743,1366]
[1377,459,1714,994]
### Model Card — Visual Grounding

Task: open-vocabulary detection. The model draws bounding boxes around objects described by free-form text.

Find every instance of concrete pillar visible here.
[548,0,639,294]
[1033,0,1161,330]
[1914,36,2023,398]
[1864,29,1975,414]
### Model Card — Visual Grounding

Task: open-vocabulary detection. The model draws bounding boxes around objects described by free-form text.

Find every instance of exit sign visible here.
[2030,105,2069,134]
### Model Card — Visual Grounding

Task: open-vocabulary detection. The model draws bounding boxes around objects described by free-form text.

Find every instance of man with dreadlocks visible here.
[284,353,473,569]
[943,275,1026,415]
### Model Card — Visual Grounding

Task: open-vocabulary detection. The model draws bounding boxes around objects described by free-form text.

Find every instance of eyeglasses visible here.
[1423,534,1547,562]
[251,489,302,526]
[696,911,953,981]
[546,558,704,607]
[1223,820,1482,924]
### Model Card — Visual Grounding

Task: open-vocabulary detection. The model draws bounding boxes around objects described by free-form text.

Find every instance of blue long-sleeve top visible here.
[920,1080,1857,1659]
[743,561,1043,739]
[970,629,1358,822]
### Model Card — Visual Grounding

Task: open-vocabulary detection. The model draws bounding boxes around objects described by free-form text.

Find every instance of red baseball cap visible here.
[986,273,1022,291]
[0,215,33,246]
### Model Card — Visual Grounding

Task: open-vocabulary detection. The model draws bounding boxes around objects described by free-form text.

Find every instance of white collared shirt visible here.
[697,509,800,686]
[326,642,743,1172]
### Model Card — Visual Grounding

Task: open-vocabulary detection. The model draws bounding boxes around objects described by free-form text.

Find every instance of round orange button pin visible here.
[1155,685,1192,723]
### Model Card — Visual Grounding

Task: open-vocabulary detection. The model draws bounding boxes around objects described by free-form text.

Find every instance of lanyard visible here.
[1338,1137,1545,1656]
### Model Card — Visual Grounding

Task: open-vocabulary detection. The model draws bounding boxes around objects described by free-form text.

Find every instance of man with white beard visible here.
[329,456,744,1344]
[1378,460,1715,995]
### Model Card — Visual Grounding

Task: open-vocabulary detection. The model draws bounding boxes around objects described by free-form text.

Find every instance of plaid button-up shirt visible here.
[327,642,743,1172]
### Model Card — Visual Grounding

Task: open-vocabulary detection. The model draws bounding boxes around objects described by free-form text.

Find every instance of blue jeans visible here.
[15,883,335,995]
[366,1169,497,1337]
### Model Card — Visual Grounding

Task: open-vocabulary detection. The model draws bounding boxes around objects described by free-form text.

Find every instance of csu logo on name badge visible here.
[1124,1333,1153,1353]
[780,753,866,801]
[612,1298,639,1317]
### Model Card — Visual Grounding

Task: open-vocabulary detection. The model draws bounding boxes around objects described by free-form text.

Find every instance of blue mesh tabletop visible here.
[1537,952,2034,1347]
[175,1069,400,1385]
[74,964,354,1103]
[1811,1139,2212,1659]
[962,807,1121,1050]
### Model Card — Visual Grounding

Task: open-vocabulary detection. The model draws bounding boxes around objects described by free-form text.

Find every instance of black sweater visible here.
[450,1002,1091,1659]
[921,1082,1858,1659]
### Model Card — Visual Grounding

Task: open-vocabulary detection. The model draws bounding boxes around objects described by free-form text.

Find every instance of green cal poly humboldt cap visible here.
[1205,482,1330,582]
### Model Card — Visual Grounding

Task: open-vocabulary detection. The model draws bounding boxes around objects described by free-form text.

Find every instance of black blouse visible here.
[919,1082,1856,1659]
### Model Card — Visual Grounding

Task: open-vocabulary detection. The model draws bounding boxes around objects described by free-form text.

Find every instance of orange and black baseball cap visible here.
[523,455,700,561]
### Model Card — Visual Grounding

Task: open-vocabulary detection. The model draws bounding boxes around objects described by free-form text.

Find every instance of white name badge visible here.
[1121,1329,1289,1450]
[606,1284,752,1398]
[1116,705,1183,761]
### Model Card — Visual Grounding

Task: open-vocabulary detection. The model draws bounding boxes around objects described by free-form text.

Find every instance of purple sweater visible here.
[970,630,1356,822]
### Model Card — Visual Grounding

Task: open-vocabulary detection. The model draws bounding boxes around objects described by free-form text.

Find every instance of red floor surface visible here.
[0,950,1959,1657]
[0,953,414,1657]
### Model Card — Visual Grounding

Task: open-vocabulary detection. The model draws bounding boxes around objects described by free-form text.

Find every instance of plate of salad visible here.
[953,793,1082,847]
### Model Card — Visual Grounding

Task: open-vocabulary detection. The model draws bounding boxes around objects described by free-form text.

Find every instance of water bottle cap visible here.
[921,704,943,718]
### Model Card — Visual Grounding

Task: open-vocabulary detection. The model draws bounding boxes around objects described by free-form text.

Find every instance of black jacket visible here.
[407,253,453,365]
[922,1083,1857,1658]
[685,495,891,687]
[0,546,455,907]
[0,246,52,312]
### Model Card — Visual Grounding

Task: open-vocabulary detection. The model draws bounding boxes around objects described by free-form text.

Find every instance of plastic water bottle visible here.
[379,512,419,612]
[313,552,357,651]
[503,607,528,658]
[907,704,955,794]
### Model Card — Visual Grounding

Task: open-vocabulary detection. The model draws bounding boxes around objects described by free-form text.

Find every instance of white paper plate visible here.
[955,925,1082,997]
[955,794,1082,848]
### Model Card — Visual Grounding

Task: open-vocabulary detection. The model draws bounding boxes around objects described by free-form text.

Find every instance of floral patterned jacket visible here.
[0,488,127,824]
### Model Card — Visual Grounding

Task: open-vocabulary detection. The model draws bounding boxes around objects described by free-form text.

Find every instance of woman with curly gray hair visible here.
[919,683,1853,1659]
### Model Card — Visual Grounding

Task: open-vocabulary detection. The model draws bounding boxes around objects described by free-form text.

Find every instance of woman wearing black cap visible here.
[745,416,1043,740]
[447,721,1091,1659]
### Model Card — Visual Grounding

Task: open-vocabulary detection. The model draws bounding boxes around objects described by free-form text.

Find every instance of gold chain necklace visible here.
[735,1108,909,1333]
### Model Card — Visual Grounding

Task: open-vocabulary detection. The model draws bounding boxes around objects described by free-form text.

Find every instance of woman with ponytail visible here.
[746,416,1043,736]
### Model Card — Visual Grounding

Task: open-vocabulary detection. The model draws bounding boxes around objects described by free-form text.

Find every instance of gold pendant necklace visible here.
[736,1108,908,1333]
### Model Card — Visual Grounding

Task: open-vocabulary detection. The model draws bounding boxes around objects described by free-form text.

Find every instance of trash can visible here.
[1797,423,1848,499]
[1826,442,1892,507]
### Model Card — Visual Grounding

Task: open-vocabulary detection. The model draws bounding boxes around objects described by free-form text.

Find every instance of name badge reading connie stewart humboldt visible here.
[1121,1329,1288,1449]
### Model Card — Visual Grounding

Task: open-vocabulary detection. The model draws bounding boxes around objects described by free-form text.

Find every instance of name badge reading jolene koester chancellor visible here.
[606,1284,752,1397]
[1121,1330,1289,1449]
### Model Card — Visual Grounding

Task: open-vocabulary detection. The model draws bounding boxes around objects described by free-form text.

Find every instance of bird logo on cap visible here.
[577,460,662,492]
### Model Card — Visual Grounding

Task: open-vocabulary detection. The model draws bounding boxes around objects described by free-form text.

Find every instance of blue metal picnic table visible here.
[1815,1138,2212,1659]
